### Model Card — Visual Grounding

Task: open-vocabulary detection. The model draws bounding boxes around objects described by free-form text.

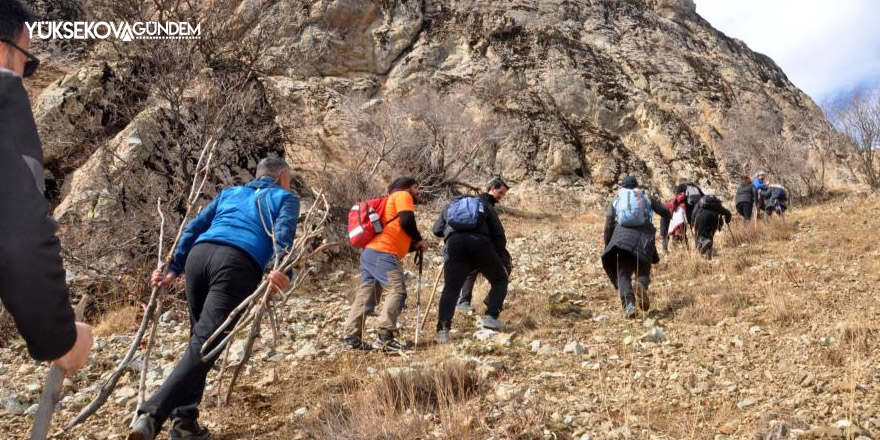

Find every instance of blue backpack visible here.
[446,196,485,231]
[614,188,652,227]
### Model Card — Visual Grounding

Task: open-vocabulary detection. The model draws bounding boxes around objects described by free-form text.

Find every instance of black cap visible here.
[621,175,638,189]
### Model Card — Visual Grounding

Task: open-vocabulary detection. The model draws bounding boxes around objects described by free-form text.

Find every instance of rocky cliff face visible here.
[23,0,844,295]
[250,0,839,195]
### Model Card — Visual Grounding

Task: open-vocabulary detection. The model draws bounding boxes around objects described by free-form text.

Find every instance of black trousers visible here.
[736,202,753,221]
[616,252,651,309]
[457,270,479,305]
[139,243,261,426]
[437,233,508,331]
[659,217,670,251]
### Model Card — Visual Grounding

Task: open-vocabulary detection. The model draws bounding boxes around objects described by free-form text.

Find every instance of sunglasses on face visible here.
[1,39,40,78]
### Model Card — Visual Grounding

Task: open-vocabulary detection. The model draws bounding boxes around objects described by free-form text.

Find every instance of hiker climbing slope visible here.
[692,194,732,259]
[753,171,769,214]
[677,179,704,224]
[764,185,789,218]
[735,175,758,221]
[130,158,300,440]
[660,185,687,253]
[0,0,93,374]
[456,179,512,314]
[341,177,427,352]
[601,176,671,319]
[432,186,510,343]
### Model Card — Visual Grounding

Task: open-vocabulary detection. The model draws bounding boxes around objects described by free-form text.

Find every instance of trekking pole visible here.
[420,265,444,331]
[414,249,424,348]
[30,295,90,440]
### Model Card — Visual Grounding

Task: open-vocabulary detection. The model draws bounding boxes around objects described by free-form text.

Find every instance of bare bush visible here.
[339,89,517,201]
[719,106,838,199]
[826,85,880,189]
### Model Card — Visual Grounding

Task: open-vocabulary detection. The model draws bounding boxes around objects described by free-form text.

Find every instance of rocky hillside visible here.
[2,197,879,439]
[30,0,845,196]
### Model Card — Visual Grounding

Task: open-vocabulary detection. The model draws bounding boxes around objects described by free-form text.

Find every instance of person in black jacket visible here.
[455,179,511,314]
[432,185,510,342]
[764,185,789,218]
[692,195,733,259]
[676,179,704,225]
[0,0,93,373]
[735,175,757,221]
[601,176,671,319]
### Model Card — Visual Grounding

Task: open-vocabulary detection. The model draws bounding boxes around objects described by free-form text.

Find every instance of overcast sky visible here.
[695,1,880,104]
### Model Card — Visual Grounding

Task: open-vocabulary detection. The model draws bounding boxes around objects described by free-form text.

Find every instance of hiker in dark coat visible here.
[675,179,704,225]
[432,184,510,343]
[456,179,512,314]
[692,195,732,259]
[735,175,758,221]
[764,185,789,218]
[0,0,93,374]
[601,176,671,319]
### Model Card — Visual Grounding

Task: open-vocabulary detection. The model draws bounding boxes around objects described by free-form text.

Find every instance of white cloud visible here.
[695,0,880,102]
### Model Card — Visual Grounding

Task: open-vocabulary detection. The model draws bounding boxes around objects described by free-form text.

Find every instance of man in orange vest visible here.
[342,177,428,352]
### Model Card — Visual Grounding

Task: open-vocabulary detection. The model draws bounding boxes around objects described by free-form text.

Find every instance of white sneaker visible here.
[435,330,451,344]
[477,315,507,331]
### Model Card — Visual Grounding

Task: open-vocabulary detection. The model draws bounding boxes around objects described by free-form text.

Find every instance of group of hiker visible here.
[602,171,788,319]
[343,177,513,351]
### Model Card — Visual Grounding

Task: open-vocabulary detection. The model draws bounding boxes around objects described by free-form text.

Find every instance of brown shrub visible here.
[94,305,140,337]
[306,360,483,440]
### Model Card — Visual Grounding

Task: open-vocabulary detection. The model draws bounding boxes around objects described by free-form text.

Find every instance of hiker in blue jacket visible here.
[130,157,300,440]
[601,176,671,319]
[752,170,769,213]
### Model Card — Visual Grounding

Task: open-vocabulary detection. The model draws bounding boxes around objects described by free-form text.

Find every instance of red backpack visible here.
[347,195,399,248]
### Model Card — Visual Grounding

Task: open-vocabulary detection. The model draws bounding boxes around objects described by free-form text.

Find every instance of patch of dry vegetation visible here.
[305,360,482,440]
[94,305,139,337]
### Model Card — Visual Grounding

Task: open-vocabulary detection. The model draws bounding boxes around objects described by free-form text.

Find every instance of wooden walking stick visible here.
[30,295,91,440]
[419,265,444,331]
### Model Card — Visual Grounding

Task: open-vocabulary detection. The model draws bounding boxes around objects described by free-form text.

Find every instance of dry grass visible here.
[306,360,483,440]
[840,322,877,354]
[721,217,797,248]
[675,251,715,278]
[768,294,809,326]
[94,305,140,337]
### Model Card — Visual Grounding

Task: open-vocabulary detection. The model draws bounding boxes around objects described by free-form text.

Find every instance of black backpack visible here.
[699,194,722,211]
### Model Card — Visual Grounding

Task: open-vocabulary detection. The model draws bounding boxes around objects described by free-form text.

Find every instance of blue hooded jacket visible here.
[169,176,300,274]
[752,177,768,191]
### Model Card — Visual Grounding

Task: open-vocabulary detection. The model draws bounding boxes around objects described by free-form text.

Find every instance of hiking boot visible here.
[342,335,373,351]
[376,333,409,353]
[624,303,637,320]
[128,414,158,440]
[435,329,451,344]
[633,283,650,312]
[169,418,210,440]
[456,302,474,314]
[477,315,507,331]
